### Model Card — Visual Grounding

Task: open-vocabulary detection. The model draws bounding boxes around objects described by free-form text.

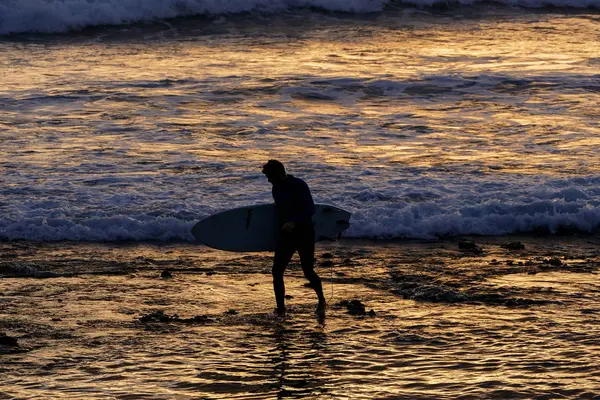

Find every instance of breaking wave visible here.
[1,0,599,35]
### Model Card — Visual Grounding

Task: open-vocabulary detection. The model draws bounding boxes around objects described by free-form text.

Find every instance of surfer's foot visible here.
[316,301,326,318]
[274,307,286,318]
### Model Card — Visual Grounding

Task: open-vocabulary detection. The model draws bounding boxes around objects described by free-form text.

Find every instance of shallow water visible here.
[1,236,599,398]
[1,7,600,241]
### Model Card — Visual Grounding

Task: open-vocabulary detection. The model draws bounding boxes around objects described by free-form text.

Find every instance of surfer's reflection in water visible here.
[262,160,327,318]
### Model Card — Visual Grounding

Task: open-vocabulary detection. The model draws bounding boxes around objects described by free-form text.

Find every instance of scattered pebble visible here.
[0,333,19,347]
[336,300,376,317]
[319,260,333,267]
[224,309,238,315]
[161,270,173,279]
[545,257,563,266]
[321,253,334,259]
[502,242,525,250]
[458,240,483,254]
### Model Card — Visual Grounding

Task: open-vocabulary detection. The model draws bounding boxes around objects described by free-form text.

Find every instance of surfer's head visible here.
[262,159,287,186]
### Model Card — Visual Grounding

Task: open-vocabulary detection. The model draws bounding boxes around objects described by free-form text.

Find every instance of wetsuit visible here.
[271,175,324,312]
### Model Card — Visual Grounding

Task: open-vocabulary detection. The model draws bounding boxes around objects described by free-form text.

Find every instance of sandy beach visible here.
[1,235,599,399]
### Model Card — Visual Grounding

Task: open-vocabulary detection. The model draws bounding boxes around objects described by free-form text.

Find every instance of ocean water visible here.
[1,1,600,242]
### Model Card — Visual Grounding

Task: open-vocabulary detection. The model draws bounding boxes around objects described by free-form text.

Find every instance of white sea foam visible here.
[1,0,599,35]
[0,176,598,241]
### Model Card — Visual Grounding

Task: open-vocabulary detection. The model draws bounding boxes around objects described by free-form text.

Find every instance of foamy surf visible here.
[1,181,599,242]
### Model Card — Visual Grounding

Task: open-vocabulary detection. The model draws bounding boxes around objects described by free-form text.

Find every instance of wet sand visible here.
[1,235,599,399]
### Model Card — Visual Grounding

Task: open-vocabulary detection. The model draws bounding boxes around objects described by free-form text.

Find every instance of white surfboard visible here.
[192,204,351,252]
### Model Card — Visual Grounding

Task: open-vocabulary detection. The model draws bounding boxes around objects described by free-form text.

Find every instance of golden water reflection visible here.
[1,10,599,176]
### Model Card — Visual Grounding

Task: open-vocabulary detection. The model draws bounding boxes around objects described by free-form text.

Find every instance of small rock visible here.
[458,240,483,254]
[206,271,216,276]
[546,257,562,266]
[502,242,525,250]
[0,333,19,347]
[284,295,294,300]
[458,240,478,251]
[319,260,333,268]
[337,300,375,317]
[160,270,173,279]
[506,260,514,266]
[321,253,334,259]
[224,309,238,315]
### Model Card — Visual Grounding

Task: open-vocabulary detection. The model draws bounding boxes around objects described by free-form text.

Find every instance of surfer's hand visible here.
[281,222,296,232]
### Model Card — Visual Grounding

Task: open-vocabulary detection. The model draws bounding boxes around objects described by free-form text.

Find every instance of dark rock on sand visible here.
[161,270,173,279]
[321,253,334,259]
[284,295,294,300]
[502,241,525,250]
[458,240,483,254]
[319,260,333,267]
[224,309,238,315]
[337,300,376,316]
[545,257,563,266]
[0,333,19,347]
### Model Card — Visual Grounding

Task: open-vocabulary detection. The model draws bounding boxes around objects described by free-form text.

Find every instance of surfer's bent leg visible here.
[297,224,325,306]
[273,234,295,314]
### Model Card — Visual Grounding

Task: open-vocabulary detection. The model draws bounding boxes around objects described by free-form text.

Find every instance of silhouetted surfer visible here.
[262,160,326,318]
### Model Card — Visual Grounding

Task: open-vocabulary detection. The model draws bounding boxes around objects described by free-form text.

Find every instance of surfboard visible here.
[191,204,351,252]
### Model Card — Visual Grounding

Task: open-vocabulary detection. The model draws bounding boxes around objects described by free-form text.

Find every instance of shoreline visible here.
[1,234,599,398]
